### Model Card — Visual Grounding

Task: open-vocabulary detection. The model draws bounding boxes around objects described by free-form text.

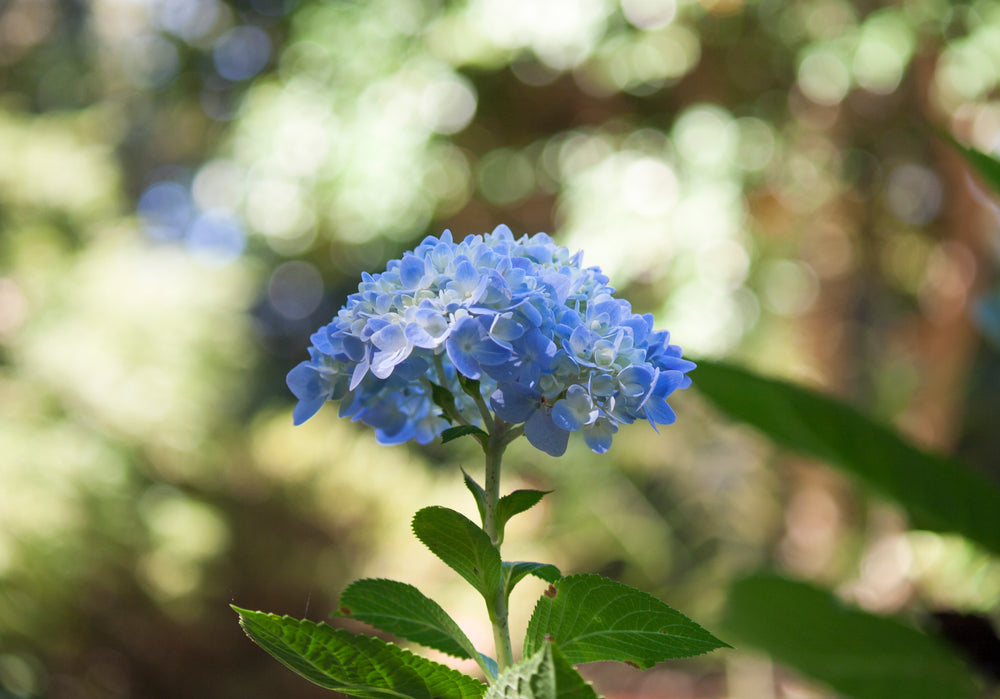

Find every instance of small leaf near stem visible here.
[443,425,489,449]
[463,470,489,529]
[494,489,550,546]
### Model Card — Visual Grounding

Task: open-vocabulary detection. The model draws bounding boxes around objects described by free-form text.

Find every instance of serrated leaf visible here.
[523,574,728,668]
[485,642,601,699]
[724,574,980,699]
[412,506,502,601]
[335,578,480,662]
[233,607,486,699]
[692,359,1000,556]
[463,469,488,529]
[503,562,562,603]
[443,425,489,448]
[494,489,550,544]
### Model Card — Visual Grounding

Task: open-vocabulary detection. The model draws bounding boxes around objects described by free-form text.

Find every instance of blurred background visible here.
[1,0,999,697]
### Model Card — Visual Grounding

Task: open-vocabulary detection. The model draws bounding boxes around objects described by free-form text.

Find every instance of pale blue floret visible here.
[287,225,694,454]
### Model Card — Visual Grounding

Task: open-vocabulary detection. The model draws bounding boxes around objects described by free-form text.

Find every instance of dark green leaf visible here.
[412,506,502,601]
[429,382,461,424]
[442,425,489,448]
[692,359,1000,556]
[494,489,550,544]
[233,607,486,699]
[335,578,480,661]
[462,469,488,529]
[457,374,482,399]
[944,134,1000,196]
[503,562,561,603]
[523,574,728,668]
[723,574,979,699]
[484,642,600,699]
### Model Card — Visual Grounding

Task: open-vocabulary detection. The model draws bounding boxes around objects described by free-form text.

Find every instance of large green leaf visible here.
[233,607,486,699]
[335,578,481,661]
[692,359,1000,555]
[411,506,503,601]
[484,642,600,699]
[523,574,728,668]
[723,574,979,699]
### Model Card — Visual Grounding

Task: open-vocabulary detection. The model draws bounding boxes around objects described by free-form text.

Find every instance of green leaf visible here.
[233,607,486,699]
[412,506,503,601]
[429,382,461,424]
[457,374,482,399]
[462,469,488,529]
[335,578,481,662]
[494,489,550,544]
[723,574,979,699]
[944,134,1000,196]
[484,642,600,699]
[443,425,489,448]
[503,561,561,603]
[523,574,728,668]
[692,359,1000,556]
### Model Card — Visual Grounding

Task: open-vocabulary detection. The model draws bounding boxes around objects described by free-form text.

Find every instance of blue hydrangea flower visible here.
[287,225,695,456]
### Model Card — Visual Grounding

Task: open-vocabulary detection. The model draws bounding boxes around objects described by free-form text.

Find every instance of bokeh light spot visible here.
[192,159,245,211]
[886,164,942,225]
[122,33,180,89]
[762,259,819,316]
[419,75,477,135]
[186,209,246,264]
[138,181,194,241]
[213,25,271,81]
[477,148,535,204]
[621,0,677,30]
[152,0,219,41]
[854,39,905,94]
[268,260,324,320]
[673,105,738,167]
[798,49,851,105]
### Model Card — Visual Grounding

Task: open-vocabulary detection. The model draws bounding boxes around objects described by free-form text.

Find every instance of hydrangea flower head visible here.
[287,225,695,456]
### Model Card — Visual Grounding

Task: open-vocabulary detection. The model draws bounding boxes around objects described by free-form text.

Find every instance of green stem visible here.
[483,418,514,672]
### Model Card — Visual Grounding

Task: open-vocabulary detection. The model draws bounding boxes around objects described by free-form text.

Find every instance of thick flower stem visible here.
[483,420,514,672]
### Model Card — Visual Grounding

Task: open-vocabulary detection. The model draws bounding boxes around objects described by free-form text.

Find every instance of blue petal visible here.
[398,253,426,289]
[371,323,408,352]
[286,362,323,400]
[551,385,595,432]
[490,383,540,422]
[292,396,327,425]
[643,396,677,429]
[618,364,655,398]
[524,410,569,457]
[370,345,412,379]
[583,419,616,454]
[490,313,525,344]
[445,333,483,380]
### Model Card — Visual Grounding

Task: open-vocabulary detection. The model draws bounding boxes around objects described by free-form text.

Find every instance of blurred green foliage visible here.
[1,0,1000,697]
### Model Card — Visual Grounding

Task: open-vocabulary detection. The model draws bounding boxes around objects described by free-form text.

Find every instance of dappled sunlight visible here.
[2,0,1000,696]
